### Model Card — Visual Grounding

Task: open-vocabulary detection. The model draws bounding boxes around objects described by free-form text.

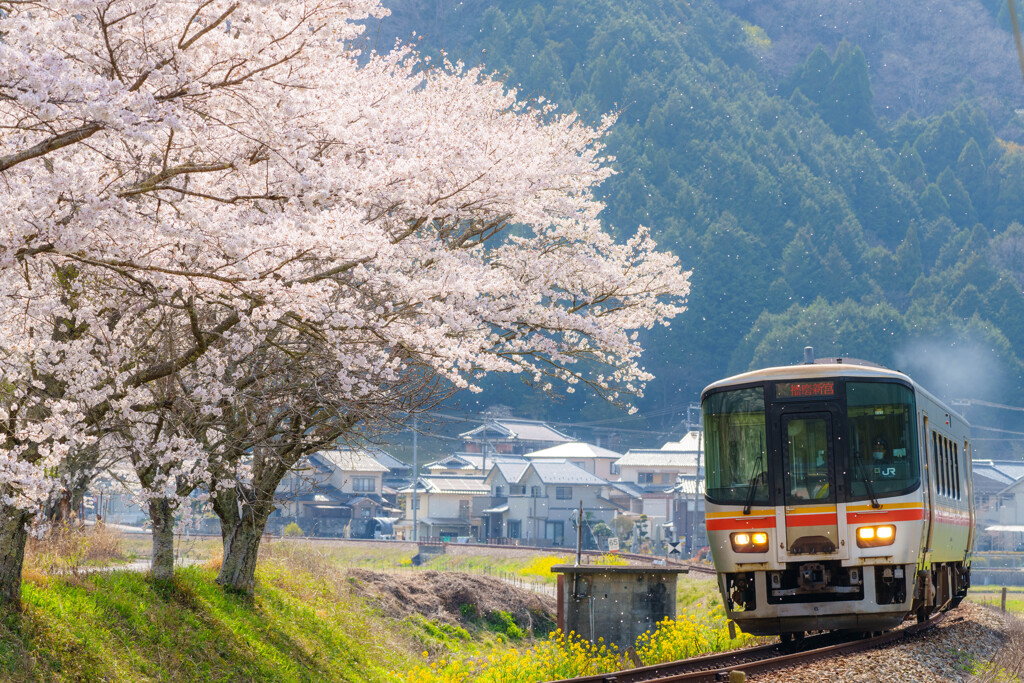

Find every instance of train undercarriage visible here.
[722,561,971,637]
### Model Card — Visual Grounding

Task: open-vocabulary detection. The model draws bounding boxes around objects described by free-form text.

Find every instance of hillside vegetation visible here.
[377,0,1024,445]
[0,539,742,682]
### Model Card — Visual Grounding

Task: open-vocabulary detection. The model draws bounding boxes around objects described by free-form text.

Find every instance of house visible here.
[460,418,573,456]
[370,449,414,492]
[616,431,702,487]
[395,475,491,541]
[270,448,394,538]
[668,476,707,552]
[975,459,1024,550]
[524,442,623,480]
[614,431,704,543]
[484,459,619,547]
[424,452,528,477]
[479,460,532,541]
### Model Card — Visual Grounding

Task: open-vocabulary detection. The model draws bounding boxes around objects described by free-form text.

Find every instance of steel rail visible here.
[546,610,953,683]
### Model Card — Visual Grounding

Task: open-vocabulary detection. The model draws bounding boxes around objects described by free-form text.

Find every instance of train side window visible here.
[932,431,940,497]
[944,437,951,499]
[942,436,949,498]
[954,444,961,500]
[948,438,954,499]
[939,437,946,498]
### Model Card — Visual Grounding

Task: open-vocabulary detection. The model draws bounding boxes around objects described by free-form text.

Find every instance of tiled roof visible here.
[317,449,390,473]
[427,453,527,472]
[489,461,530,484]
[371,450,411,471]
[460,419,573,443]
[615,449,698,468]
[527,460,608,486]
[609,481,645,498]
[399,476,490,495]
[525,442,622,460]
[669,478,707,496]
[659,431,704,452]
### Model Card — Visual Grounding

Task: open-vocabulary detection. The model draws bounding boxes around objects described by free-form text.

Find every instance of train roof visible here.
[701,361,910,396]
[701,361,969,426]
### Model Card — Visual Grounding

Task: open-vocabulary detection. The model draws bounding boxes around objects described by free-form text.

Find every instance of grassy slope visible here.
[0,561,418,682]
[2,538,732,682]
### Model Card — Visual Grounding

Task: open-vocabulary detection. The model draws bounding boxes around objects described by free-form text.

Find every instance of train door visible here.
[777,409,842,558]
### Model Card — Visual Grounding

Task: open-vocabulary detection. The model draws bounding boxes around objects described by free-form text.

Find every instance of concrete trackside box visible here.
[551,564,688,649]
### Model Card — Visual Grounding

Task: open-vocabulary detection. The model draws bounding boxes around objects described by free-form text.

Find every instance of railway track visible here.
[546,611,953,683]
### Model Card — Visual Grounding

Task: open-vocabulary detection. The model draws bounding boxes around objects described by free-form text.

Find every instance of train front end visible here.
[702,364,924,636]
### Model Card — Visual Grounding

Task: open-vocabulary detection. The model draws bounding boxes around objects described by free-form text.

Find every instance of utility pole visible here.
[685,403,702,557]
[576,500,583,566]
[412,415,419,542]
[695,429,703,555]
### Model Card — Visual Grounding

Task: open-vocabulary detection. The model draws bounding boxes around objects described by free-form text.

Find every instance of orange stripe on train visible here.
[846,509,925,524]
[705,516,777,531]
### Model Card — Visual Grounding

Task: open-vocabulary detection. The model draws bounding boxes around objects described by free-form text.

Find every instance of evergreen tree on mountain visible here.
[936,167,977,227]
[956,138,991,220]
[376,0,1024,427]
[821,41,877,136]
[894,142,927,185]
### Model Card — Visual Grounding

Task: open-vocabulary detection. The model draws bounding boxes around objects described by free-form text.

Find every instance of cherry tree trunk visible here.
[213,488,270,593]
[0,505,29,608]
[148,498,176,581]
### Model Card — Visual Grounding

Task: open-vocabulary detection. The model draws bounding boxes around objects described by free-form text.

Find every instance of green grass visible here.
[1,540,741,683]
[1,560,421,682]
[968,587,1024,615]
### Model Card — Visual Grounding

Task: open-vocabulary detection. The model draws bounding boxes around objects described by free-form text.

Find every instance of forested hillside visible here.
[376,0,1024,450]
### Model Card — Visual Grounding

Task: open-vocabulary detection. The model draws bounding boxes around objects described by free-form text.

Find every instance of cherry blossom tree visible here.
[0,0,690,603]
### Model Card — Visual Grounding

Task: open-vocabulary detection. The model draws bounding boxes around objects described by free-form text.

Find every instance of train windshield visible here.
[703,387,769,505]
[846,381,920,499]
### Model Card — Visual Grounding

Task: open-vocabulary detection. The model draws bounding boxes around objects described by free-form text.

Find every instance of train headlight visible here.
[856,524,896,548]
[730,531,770,553]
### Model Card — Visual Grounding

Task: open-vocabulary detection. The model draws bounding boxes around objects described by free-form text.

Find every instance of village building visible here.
[395,475,491,541]
[269,448,396,538]
[614,431,703,543]
[975,459,1024,550]
[423,452,528,477]
[524,442,623,480]
[483,459,620,547]
[460,417,573,455]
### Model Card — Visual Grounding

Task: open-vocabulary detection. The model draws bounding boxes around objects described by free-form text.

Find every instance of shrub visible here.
[486,610,524,640]
[282,522,304,537]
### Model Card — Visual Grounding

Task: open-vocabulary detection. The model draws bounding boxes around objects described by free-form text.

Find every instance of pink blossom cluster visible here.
[0,0,690,518]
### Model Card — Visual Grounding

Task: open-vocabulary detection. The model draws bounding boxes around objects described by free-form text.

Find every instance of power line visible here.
[959,398,1024,414]
[970,424,1024,437]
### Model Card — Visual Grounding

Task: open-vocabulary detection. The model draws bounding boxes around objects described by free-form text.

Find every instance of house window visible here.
[459,500,470,520]
[353,477,375,492]
[495,485,504,497]
[531,486,542,498]
[545,521,565,545]
[409,496,420,510]
[610,463,620,475]
[508,520,521,539]
[510,485,526,496]
[362,507,371,518]
[555,486,572,500]
[638,472,656,484]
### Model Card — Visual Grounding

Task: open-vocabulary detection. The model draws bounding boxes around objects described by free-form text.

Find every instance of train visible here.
[701,350,974,642]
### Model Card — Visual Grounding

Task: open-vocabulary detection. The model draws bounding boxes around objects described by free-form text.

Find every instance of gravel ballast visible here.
[749,602,1013,682]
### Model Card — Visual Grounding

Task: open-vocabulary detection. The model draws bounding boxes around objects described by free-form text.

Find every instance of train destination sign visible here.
[776,381,835,399]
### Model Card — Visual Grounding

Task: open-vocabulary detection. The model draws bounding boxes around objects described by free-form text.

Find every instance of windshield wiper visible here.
[854,456,882,509]
[742,457,763,516]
